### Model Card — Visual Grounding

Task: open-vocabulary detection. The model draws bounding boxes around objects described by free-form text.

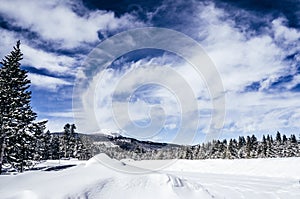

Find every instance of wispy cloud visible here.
[189,2,300,137]
[0,0,299,141]
[0,28,78,75]
[77,0,300,141]
[28,73,72,91]
[0,0,144,49]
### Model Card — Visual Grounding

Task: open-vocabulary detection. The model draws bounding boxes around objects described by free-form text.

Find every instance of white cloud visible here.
[223,91,300,135]
[78,2,300,140]
[0,0,144,49]
[22,44,78,74]
[46,111,74,118]
[177,2,300,138]
[0,0,146,99]
[2,0,298,140]
[76,54,212,141]
[193,4,286,92]
[28,73,72,91]
[0,28,78,74]
[272,18,300,43]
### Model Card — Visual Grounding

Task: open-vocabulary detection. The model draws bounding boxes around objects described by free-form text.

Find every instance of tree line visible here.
[182,132,299,160]
[94,131,300,161]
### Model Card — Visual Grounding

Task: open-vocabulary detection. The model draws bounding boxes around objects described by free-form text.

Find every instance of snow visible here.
[93,141,118,147]
[1,155,300,199]
[126,157,300,178]
[92,129,121,138]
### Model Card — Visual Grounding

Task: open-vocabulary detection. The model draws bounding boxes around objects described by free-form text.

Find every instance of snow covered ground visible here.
[1,154,300,199]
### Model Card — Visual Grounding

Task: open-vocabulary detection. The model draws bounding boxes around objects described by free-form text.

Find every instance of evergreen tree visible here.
[282,135,287,143]
[62,123,71,158]
[266,134,275,157]
[43,130,52,159]
[0,41,42,173]
[28,121,48,161]
[290,134,297,143]
[250,135,258,158]
[226,139,237,159]
[238,136,246,149]
[59,123,90,159]
[276,131,281,144]
[50,135,60,159]
[260,135,268,157]
[237,136,246,158]
[69,124,77,157]
[245,136,251,158]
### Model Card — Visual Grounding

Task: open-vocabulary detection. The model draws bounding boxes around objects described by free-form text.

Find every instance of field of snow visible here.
[1,154,300,199]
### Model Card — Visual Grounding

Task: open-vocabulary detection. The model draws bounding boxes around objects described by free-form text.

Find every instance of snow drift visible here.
[0,154,300,199]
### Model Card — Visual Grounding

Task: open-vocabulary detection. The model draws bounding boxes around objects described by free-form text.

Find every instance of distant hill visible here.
[51,131,181,158]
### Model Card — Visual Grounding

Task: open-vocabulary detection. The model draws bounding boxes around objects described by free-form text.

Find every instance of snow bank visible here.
[1,156,300,199]
[0,154,214,199]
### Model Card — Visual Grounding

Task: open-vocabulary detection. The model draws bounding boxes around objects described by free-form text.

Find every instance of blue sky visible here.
[0,0,299,144]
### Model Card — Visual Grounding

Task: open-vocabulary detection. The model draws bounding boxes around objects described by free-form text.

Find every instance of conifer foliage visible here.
[0,41,45,173]
[59,123,89,159]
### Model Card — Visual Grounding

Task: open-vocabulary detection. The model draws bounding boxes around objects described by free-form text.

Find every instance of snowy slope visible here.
[92,129,121,138]
[1,155,300,199]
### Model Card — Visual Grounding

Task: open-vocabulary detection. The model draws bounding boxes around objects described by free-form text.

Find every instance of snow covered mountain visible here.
[92,129,122,138]
[86,130,179,152]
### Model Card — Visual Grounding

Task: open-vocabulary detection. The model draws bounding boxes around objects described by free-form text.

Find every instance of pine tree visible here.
[29,122,50,161]
[288,134,299,157]
[276,131,282,144]
[266,134,275,157]
[260,135,268,157]
[69,124,77,157]
[226,139,236,159]
[42,130,52,160]
[62,123,71,158]
[245,136,251,158]
[250,135,258,158]
[50,135,60,159]
[0,41,41,173]
[238,136,246,149]
[282,135,287,143]
[238,136,246,158]
[60,123,88,159]
[290,134,297,143]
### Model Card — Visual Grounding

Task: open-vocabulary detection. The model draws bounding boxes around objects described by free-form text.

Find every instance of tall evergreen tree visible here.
[30,121,48,161]
[260,135,268,157]
[276,131,282,143]
[42,130,52,160]
[245,136,251,158]
[50,135,61,159]
[62,123,71,158]
[290,134,297,143]
[0,41,41,173]
[226,139,237,159]
[282,135,287,143]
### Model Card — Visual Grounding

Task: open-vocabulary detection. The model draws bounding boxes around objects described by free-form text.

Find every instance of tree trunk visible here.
[20,160,23,173]
[0,137,6,174]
